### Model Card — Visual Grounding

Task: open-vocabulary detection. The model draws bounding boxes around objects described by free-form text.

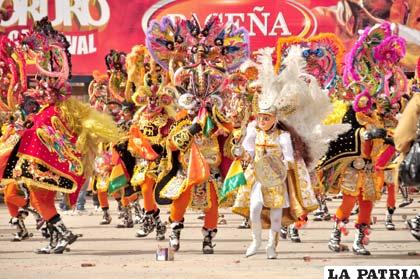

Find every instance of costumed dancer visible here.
[146,15,249,253]
[225,60,262,230]
[102,49,143,228]
[238,47,347,259]
[219,68,255,229]
[322,22,407,255]
[87,61,125,225]
[0,36,46,241]
[88,71,113,224]
[275,33,347,229]
[373,97,400,231]
[393,57,420,241]
[112,101,140,228]
[127,44,176,240]
[5,18,121,254]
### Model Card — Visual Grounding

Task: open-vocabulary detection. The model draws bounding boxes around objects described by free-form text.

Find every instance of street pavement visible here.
[0,194,419,279]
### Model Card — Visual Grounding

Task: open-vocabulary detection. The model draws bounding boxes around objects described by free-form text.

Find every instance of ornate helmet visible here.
[129,46,175,113]
[146,15,250,115]
[343,22,407,113]
[256,47,301,117]
[105,49,127,103]
[276,33,345,92]
[88,70,110,112]
[19,17,72,106]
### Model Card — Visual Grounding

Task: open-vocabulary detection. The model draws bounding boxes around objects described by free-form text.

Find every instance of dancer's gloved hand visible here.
[384,137,394,146]
[188,123,202,135]
[364,128,387,140]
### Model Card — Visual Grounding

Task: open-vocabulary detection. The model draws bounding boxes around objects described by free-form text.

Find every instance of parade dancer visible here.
[374,98,399,231]
[99,49,143,229]
[1,18,121,254]
[394,58,420,241]
[0,38,45,241]
[146,15,249,254]
[127,45,175,240]
[322,22,407,255]
[238,47,345,259]
[111,101,139,229]
[88,65,129,226]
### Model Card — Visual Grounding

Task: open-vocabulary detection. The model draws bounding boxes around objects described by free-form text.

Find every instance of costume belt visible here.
[351,158,373,171]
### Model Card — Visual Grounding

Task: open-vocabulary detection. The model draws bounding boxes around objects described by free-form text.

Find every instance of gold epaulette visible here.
[168,118,192,152]
[172,129,193,152]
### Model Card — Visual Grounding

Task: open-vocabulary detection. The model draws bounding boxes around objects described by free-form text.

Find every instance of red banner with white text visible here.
[1,0,418,75]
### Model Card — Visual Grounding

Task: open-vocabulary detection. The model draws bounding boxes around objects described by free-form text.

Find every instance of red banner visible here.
[1,0,418,75]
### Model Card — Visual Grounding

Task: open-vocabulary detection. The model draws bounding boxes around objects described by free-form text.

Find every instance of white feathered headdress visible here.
[256,46,350,169]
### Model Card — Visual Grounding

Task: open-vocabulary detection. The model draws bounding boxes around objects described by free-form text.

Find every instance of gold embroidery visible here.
[190,182,210,210]
[172,129,193,152]
[136,113,168,145]
[183,136,221,168]
[340,167,360,196]
[96,176,109,192]
[254,129,288,208]
[36,124,83,176]
[168,119,192,152]
[51,116,73,138]
[15,153,78,193]
[160,173,187,200]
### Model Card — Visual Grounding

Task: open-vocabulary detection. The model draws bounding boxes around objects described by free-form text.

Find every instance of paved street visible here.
[0,194,419,279]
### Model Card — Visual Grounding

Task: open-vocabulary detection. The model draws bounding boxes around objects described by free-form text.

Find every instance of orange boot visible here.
[202,183,218,254]
[97,190,112,225]
[385,183,396,230]
[168,184,192,251]
[328,194,357,252]
[136,176,166,240]
[352,194,373,256]
[116,190,137,228]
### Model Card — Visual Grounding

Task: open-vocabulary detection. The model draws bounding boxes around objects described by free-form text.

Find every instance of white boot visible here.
[245,225,262,257]
[266,229,278,259]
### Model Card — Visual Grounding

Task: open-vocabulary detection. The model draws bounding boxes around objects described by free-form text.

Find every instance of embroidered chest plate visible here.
[255,129,283,160]
[137,113,168,145]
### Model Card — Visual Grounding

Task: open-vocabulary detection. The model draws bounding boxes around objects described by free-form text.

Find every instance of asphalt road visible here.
[0,194,419,279]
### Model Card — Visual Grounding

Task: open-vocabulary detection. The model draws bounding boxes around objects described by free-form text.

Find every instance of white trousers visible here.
[250,182,283,232]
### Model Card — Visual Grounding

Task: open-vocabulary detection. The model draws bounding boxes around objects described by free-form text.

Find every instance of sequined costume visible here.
[320,22,408,256]
[236,47,341,259]
[0,18,121,254]
[146,15,249,254]
[127,45,175,240]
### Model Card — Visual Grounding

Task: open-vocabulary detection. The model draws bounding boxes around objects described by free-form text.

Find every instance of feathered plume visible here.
[278,46,350,169]
[256,47,282,113]
[59,97,123,177]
